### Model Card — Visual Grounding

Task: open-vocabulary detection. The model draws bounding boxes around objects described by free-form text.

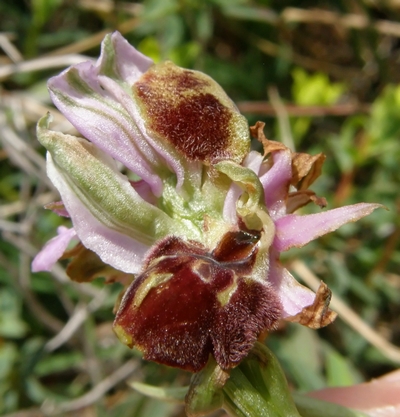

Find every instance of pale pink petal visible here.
[130,179,157,205]
[49,64,164,196]
[47,32,169,196]
[308,370,400,417]
[103,32,153,84]
[259,150,292,219]
[268,250,316,317]
[273,203,382,252]
[32,226,77,272]
[47,154,149,274]
[244,150,264,174]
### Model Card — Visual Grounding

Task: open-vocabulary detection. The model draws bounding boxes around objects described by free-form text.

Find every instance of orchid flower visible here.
[33,32,380,376]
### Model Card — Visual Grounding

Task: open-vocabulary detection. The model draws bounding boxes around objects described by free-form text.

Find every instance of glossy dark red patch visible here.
[212,230,260,263]
[113,235,282,372]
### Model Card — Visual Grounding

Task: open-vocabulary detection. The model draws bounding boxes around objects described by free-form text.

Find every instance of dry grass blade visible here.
[41,360,139,414]
[45,17,139,57]
[0,33,23,63]
[268,86,295,151]
[45,292,108,353]
[0,54,91,80]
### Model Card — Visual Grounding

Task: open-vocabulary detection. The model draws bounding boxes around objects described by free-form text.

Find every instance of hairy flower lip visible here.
[113,235,282,372]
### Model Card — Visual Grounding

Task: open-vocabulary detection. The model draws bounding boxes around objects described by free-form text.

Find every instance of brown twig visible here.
[282,7,400,38]
[45,17,140,57]
[236,101,371,117]
[253,35,360,79]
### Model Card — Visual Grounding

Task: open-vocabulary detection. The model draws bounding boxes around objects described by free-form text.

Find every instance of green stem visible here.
[221,343,302,417]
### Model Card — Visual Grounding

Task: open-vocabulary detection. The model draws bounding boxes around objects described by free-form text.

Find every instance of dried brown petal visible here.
[250,121,327,191]
[64,243,134,285]
[286,281,337,329]
[44,201,69,217]
[250,121,286,156]
[287,190,327,213]
[291,152,326,190]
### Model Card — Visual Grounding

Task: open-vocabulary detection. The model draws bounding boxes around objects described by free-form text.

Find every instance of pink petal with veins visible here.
[32,226,77,272]
[274,203,382,252]
[49,67,164,196]
[104,32,153,84]
[308,370,400,417]
[260,150,292,219]
[268,250,316,318]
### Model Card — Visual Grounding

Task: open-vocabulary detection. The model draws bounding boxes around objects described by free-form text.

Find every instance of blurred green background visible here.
[0,0,399,416]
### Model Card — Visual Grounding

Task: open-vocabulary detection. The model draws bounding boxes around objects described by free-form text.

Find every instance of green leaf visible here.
[324,347,362,387]
[0,343,18,380]
[271,325,326,392]
[34,352,84,377]
[292,68,345,106]
[223,343,302,417]
[221,5,277,23]
[32,0,62,28]
[0,289,28,338]
[137,37,161,63]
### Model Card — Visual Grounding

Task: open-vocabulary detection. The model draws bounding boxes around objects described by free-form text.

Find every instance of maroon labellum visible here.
[113,234,282,372]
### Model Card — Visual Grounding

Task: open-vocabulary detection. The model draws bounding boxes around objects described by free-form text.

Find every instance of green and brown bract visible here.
[113,232,281,372]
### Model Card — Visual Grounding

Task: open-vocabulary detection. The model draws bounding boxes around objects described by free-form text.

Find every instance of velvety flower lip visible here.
[114,234,282,372]
[33,32,382,373]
